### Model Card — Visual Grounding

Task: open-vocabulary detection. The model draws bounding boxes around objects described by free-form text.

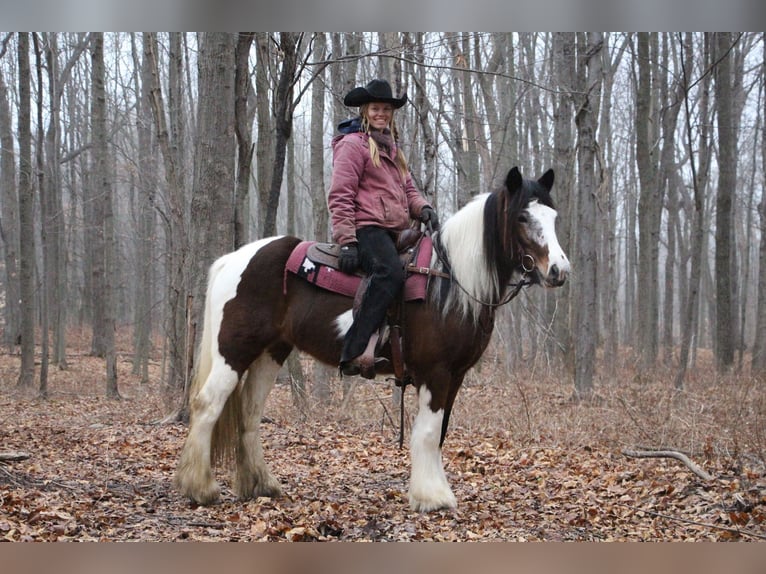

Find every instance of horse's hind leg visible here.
[234,353,285,500]
[175,361,241,505]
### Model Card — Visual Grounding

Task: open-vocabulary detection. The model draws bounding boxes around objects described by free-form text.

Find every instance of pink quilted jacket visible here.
[327,132,431,246]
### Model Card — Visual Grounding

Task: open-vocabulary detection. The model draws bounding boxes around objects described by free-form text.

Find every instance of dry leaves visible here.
[1,352,765,541]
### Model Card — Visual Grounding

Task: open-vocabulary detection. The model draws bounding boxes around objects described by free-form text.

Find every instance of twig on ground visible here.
[0,451,30,462]
[615,502,766,541]
[622,448,714,481]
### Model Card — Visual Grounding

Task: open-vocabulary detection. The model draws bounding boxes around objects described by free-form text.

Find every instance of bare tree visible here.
[16,32,35,389]
[635,33,662,370]
[263,32,300,236]
[571,32,603,400]
[234,32,255,248]
[0,35,20,350]
[90,33,119,398]
[129,33,155,382]
[753,35,766,375]
[145,33,189,404]
[713,32,736,372]
[310,32,328,242]
[675,33,713,389]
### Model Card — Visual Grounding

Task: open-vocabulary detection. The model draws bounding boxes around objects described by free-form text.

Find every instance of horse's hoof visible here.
[254,482,283,499]
[408,492,458,513]
[187,483,221,506]
[339,361,361,377]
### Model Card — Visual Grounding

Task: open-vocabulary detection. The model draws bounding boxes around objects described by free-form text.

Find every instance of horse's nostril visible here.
[550,264,559,278]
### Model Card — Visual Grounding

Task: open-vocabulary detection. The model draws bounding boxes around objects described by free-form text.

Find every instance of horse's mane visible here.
[433,178,550,321]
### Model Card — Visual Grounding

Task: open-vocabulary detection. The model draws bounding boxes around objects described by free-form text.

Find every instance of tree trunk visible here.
[189,32,238,394]
[551,32,575,368]
[234,32,255,248]
[91,33,120,398]
[33,34,50,398]
[130,32,156,383]
[264,32,299,237]
[17,32,35,389]
[713,32,736,372]
[675,33,712,389]
[0,46,20,350]
[310,32,328,242]
[635,33,662,370]
[658,34,683,365]
[145,33,189,408]
[254,33,274,238]
[752,36,766,374]
[571,32,603,400]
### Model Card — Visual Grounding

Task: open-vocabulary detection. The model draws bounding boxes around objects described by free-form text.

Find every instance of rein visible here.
[426,221,533,308]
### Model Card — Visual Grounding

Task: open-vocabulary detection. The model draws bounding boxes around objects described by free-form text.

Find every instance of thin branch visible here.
[615,502,766,541]
[623,448,714,481]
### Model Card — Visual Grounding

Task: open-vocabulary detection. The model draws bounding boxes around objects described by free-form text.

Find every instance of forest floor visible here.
[1,343,766,542]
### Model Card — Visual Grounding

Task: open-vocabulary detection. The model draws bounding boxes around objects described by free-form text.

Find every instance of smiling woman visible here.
[327,78,438,378]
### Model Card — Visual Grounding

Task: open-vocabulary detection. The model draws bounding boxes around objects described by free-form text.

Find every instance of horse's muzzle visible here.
[544,262,568,287]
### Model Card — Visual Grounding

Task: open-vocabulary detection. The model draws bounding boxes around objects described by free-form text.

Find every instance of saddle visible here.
[305,228,424,276]
[285,229,447,385]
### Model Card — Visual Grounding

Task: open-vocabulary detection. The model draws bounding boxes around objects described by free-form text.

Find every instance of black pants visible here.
[341,226,405,362]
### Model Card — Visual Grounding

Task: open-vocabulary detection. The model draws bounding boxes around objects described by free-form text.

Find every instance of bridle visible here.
[427,221,535,309]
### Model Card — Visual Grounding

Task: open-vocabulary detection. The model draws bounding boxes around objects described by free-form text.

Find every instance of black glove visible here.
[338,243,359,274]
[420,206,440,232]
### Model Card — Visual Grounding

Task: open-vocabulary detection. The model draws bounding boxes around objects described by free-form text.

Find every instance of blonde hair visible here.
[360,103,409,179]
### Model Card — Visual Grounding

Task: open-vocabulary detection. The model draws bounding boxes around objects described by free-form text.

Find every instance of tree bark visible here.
[263,32,300,237]
[189,31,238,395]
[310,32,328,242]
[635,33,662,370]
[130,32,156,383]
[145,33,189,406]
[234,32,255,248]
[0,40,21,350]
[551,32,576,369]
[33,33,50,398]
[713,32,736,372]
[752,36,766,374]
[675,33,712,389]
[91,33,120,398]
[571,32,603,400]
[17,32,35,389]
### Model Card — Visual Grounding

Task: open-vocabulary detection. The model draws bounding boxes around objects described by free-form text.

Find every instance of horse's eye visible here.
[518,214,528,224]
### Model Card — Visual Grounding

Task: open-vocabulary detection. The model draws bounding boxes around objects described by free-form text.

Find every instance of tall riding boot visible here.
[339,227,405,379]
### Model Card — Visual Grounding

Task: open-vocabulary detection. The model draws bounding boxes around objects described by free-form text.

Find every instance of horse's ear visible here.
[505,167,523,193]
[538,168,554,191]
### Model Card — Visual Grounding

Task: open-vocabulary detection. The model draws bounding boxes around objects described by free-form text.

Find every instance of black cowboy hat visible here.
[343,79,407,109]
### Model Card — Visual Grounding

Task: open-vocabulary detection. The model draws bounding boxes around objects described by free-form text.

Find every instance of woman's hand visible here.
[420,207,440,232]
[338,243,359,273]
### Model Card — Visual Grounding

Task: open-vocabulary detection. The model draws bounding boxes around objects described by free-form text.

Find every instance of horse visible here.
[174,166,570,512]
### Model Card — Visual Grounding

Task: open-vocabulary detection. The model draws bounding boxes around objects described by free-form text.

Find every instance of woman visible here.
[328,78,439,378]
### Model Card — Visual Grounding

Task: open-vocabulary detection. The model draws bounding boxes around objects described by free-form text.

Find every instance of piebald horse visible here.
[175,166,569,511]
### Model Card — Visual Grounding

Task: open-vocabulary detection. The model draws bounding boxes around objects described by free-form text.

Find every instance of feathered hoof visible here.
[234,471,283,500]
[174,463,221,506]
[408,491,458,512]
[253,479,283,499]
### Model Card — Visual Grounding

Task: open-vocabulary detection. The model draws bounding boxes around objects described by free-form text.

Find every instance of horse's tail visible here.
[189,255,243,467]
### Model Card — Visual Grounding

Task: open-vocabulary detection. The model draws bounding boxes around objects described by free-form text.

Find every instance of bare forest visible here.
[1,32,766,541]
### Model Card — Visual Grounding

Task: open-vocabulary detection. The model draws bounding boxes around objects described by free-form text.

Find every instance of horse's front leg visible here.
[408,384,458,512]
